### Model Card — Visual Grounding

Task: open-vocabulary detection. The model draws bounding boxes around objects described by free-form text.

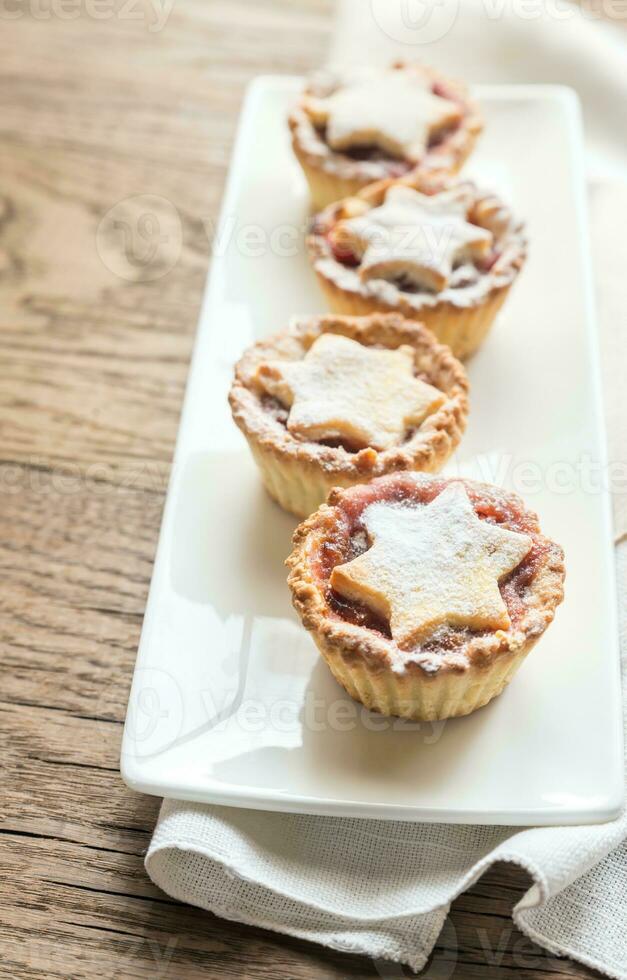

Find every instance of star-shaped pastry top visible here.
[254,333,445,452]
[304,69,462,163]
[333,185,493,292]
[331,484,533,649]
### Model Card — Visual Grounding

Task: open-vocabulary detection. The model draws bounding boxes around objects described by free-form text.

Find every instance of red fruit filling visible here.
[312,474,549,651]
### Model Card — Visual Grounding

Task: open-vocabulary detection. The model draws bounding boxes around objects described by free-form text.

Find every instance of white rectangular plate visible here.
[121,78,624,825]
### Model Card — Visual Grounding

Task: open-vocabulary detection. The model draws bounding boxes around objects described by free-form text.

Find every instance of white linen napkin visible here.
[146,4,627,975]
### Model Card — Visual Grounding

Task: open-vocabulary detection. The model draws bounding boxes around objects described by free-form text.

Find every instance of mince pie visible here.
[289,62,482,209]
[228,313,468,518]
[287,474,565,720]
[308,177,526,359]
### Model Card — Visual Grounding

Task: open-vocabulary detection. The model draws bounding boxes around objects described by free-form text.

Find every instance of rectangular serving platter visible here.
[121,77,624,824]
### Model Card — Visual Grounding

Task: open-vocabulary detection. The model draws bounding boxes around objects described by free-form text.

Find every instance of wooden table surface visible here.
[0,2,604,977]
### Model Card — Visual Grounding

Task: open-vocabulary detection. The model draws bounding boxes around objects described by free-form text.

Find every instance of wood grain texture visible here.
[0,2,603,977]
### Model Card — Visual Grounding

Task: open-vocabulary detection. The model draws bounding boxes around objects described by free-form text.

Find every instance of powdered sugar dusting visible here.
[335,185,493,293]
[331,485,533,650]
[254,333,445,452]
[306,69,461,163]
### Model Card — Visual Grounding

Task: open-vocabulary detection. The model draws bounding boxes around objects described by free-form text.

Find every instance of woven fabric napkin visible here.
[146,4,627,975]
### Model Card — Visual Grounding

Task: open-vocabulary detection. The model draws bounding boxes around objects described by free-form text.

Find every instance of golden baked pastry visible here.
[289,63,482,209]
[228,314,469,518]
[287,474,565,720]
[307,177,526,359]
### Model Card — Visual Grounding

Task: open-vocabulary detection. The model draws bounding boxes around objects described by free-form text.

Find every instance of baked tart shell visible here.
[312,271,513,362]
[317,636,535,722]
